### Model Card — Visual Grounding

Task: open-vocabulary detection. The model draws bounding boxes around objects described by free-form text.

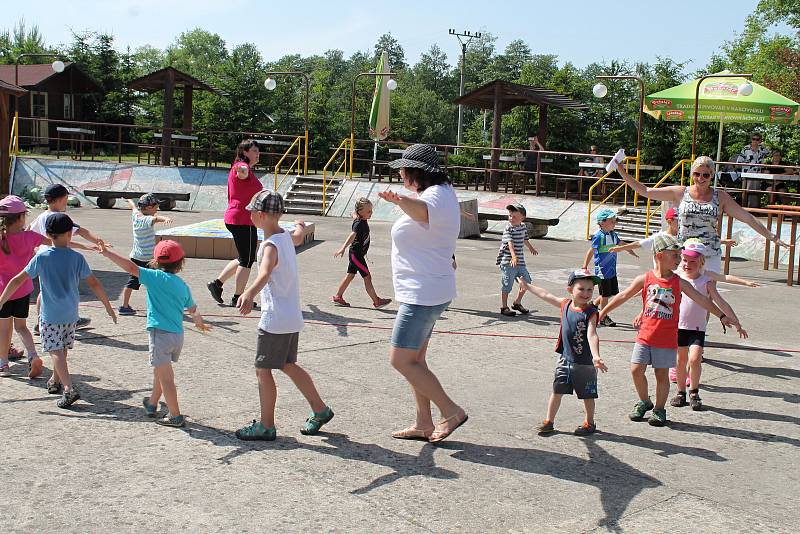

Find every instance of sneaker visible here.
[500,307,516,317]
[648,408,668,427]
[207,280,224,304]
[629,399,654,421]
[0,363,11,377]
[331,295,350,307]
[142,397,157,418]
[47,381,64,395]
[599,316,616,327]
[300,406,334,435]
[155,414,186,428]
[33,323,40,336]
[670,391,687,407]
[574,421,597,436]
[57,387,81,409]
[76,317,91,330]
[689,391,703,411]
[28,357,43,379]
[669,367,677,383]
[373,298,392,309]
[230,296,259,310]
[511,302,530,315]
[8,345,24,361]
[235,420,277,441]
[118,305,136,316]
[537,419,555,434]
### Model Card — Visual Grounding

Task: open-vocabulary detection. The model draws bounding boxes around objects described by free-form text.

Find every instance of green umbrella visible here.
[368,51,391,141]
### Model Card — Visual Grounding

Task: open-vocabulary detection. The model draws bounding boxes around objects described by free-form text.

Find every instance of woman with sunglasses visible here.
[617,156,789,273]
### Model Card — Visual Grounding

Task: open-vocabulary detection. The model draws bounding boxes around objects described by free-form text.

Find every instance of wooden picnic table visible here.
[152,132,200,165]
[579,162,663,171]
[254,138,293,147]
[740,171,800,207]
[56,127,96,160]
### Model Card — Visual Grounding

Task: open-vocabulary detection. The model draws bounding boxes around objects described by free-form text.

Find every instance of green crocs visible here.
[648,408,668,427]
[235,420,276,441]
[629,399,654,421]
[300,406,334,435]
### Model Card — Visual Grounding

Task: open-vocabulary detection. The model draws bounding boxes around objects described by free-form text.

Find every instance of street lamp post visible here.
[449,29,482,149]
[264,71,310,176]
[690,72,752,160]
[350,72,396,179]
[13,53,66,143]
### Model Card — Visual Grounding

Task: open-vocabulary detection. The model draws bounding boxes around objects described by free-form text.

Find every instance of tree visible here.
[373,33,406,71]
[0,20,49,64]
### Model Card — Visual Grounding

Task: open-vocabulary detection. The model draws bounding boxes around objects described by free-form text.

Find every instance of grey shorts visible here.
[40,321,76,352]
[631,342,677,369]
[148,328,184,367]
[553,362,598,399]
[255,330,299,369]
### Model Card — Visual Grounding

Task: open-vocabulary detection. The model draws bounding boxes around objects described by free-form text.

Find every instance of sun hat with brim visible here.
[0,195,28,215]
[567,268,601,286]
[387,144,442,173]
[682,238,707,257]
[653,233,681,253]
[596,208,617,223]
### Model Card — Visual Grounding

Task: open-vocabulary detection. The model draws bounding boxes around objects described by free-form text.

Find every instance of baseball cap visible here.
[596,208,617,222]
[652,233,681,253]
[567,268,601,286]
[246,189,284,214]
[43,183,69,200]
[665,207,677,220]
[137,193,160,208]
[682,238,707,258]
[506,203,527,216]
[154,239,185,263]
[44,212,79,235]
[0,195,28,215]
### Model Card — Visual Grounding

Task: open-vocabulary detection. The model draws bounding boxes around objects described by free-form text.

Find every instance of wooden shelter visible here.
[454,80,588,191]
[0,80,28,192]
[128,67,227,165]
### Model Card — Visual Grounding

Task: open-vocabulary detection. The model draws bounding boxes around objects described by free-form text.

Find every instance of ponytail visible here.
[0,213,23,255]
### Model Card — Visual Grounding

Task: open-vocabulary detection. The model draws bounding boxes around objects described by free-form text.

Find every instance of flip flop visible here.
[429,411,469,443]
[391,427,433,441]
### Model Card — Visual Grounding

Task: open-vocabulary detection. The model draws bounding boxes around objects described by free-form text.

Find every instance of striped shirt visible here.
[496,223,528,266]
[130,211,156,261]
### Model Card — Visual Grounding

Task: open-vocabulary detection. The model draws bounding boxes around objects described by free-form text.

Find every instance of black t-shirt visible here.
[350,218,370,256]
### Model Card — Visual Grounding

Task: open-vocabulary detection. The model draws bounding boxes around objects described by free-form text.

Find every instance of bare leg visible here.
[390,346,460,421]
[513,286,526,306]
[233,266,252,296]
[0,318,12,364]
[50,348,71,390]
[122,287,133,308]
[281,363,326,413]
[583,398,596,425]
[630,363,650,401]
[154,363,180,416]
[688,345,703,390]
[545,392,563,422]
[335,273,356,298]
[13,318,37,362]
[149,367,162,407]
[410,338,435,430]
[653,368,670,410]
[501,291,510,309]
[676,347,689,392]
[256,368,277,428]
[362,275,381,303]
[216,259,241,285]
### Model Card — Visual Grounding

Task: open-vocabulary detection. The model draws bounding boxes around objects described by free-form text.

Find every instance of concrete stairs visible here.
[283,174,344,215]
[615,206,654,242]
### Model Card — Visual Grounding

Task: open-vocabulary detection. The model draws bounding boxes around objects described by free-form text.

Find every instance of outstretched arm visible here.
[617,165,684,203]
[609,241,642,253]
[518,280,563,308]
[704,270,760,288]
[679,278,734,329]
[707,282,747,338]
[75,226,104,247]
[99,244,140,277]
[85,274,117,324]
[153,214,173,225]
[718,190,790,248]
[599,274,646,320]
[377,190,429,223]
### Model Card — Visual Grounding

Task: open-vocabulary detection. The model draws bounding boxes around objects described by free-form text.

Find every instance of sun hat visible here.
[682,238,707,258]
[653,233,681,253]
[246,189,284,214]
[137,193,160,208]
[154,239,185,263]
[665,207,677,220]
[44,212,79,235]
[596,208,617,223]
[567,268,601,286]
[387,144,442,173]
[43,183,69,200]
[0,195,28,215]
[506,203,527,216]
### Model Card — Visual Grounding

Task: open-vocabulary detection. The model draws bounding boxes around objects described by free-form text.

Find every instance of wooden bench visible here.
[82,190,191,210]
[478,212,559,238]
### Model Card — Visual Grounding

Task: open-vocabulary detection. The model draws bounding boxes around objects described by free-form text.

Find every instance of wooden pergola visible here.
[128,67,226,166]
[0,80,28,193]
[454,79,588,191]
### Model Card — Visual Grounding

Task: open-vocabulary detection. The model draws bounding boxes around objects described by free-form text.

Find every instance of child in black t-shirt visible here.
[332,198,392,308]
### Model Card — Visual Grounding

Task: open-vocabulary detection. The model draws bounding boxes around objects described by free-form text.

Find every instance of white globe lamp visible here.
[592,83,608,98]
[386,78,397,91]
[264,78,277,91]
[51,60,65,73]
[738,82,753,97]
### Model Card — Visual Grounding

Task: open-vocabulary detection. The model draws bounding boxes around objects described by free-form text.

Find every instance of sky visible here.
[7,0,764,70]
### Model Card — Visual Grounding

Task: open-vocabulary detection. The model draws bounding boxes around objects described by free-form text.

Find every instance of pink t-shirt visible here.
[224,162,263,226]
[0,230,44,300]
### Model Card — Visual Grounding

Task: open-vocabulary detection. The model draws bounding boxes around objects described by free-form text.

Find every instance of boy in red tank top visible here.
[599,234,737,427]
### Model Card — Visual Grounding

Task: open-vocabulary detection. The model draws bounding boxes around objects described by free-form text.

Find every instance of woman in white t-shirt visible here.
[378,144,467,443]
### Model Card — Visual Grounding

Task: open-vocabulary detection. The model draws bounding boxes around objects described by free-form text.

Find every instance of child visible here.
[118,194,173,315]
[522,269,608,435]
[100,239,209,427]
[599,234,737,427]
[331,198,391,308]
[496,203,538,317]
[0,213,117,408]
[670,239,747,411]
[234,190,333,441]
[28,183,106,332]
[582,208,636,327]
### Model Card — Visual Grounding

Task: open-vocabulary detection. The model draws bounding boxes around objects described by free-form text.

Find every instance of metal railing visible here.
[273,134,306,191]
[585,156,640,240]
[7,114,20,175]
[321,138,352,213]
[642,159,691,236]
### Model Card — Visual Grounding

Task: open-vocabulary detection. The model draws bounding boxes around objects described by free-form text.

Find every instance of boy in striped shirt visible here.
[496,204,538,317]
[118,194,172,315]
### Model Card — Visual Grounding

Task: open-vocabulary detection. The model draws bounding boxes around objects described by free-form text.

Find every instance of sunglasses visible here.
[752,137,761,142]
[692,171,711,179]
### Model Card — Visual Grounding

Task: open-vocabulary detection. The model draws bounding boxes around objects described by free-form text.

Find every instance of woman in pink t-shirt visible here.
[207,139,265,307]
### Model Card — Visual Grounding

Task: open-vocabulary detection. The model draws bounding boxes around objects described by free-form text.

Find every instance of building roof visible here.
[0,62,102,93]
[453,79,588,112]
[128,66,227,96]
[0,79,28,97]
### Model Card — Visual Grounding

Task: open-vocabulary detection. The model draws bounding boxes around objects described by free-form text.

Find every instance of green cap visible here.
[652,233,681,253]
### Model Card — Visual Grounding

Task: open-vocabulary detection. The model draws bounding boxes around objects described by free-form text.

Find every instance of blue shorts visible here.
[500,265,532,293]
[390,301,450,350]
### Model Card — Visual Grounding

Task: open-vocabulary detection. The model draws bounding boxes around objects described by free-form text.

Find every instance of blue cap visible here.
[596,208,617,223]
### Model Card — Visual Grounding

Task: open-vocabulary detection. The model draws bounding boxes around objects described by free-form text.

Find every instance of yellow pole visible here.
[349,133,355,180]
[303,130,309,176]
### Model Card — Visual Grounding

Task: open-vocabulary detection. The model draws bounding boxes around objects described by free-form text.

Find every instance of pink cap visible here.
[0,195,28,215]
[154,239,185,263]
[681,249,703,258]
[665,207,677,220]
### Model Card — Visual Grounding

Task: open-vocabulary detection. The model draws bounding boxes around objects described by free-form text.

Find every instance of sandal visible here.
[500,307,516,317]
[332,295,350,307]
[391,426,434,441]
[429,410,468,443]
[511,302,529,315]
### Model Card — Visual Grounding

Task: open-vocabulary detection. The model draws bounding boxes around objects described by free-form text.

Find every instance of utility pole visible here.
[449,29,482,149]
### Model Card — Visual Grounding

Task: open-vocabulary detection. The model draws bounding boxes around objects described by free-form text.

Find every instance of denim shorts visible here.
[500,265,532,293]
[390,301,450,350]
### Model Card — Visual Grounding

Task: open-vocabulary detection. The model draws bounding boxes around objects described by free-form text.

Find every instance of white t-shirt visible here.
[28,210,79,252]
[258,230,304,334]
[390,184,459,306]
